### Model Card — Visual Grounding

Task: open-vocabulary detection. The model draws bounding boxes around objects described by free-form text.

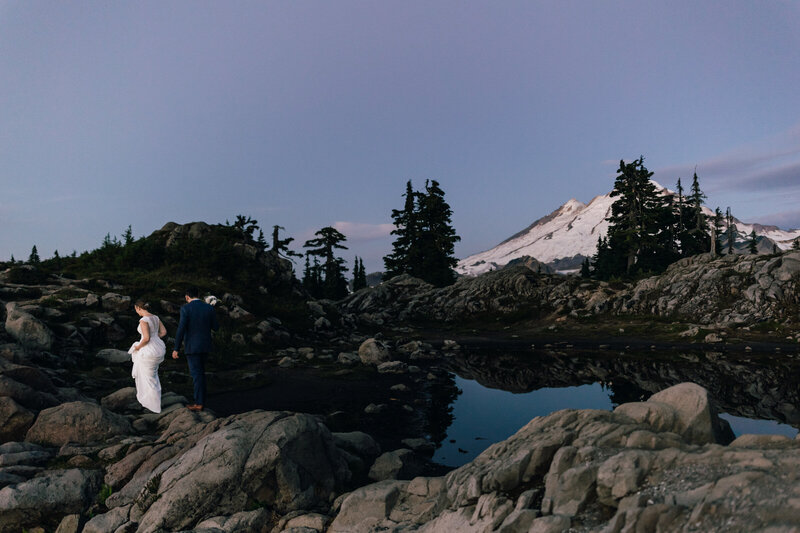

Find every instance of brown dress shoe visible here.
[187,404,204,411]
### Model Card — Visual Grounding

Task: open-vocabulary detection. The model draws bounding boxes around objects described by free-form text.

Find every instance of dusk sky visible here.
[2,2,799,272]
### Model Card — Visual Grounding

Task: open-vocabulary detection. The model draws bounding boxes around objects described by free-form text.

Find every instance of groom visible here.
[172,286,219,411]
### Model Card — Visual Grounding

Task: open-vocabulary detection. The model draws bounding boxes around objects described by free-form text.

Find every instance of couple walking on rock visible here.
[129,286,219,413]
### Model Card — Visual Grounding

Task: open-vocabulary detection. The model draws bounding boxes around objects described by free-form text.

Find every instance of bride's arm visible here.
[135,319,151,349]
[158,319,167,338]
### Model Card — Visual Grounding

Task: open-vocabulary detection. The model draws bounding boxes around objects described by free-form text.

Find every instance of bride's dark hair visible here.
[134,300,150,311]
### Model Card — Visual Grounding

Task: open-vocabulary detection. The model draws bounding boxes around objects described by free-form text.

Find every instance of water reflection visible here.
[433,347,800,467]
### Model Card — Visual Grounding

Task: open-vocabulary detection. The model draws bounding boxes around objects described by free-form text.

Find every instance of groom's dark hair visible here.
[185,286,200,299]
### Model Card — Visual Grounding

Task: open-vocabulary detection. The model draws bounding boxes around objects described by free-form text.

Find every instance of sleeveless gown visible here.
[129,315,165,413]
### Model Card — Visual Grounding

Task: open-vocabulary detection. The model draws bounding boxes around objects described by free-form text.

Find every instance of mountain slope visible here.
[457,185,800,276]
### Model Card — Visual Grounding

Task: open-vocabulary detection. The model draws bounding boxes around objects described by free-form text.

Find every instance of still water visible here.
[434,369,800,468]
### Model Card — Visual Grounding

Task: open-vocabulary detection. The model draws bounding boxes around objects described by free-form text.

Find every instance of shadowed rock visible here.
[25,401,132,446]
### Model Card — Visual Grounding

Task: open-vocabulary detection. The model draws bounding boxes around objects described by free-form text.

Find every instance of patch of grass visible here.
[97,484,113,505]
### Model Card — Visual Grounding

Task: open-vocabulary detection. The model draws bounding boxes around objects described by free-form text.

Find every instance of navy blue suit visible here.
[174,299,219,406]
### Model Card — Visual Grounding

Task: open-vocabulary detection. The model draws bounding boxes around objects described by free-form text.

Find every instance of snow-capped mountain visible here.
[456,184,800,277]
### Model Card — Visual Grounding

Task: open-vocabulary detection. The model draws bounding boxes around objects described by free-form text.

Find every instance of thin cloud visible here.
[751,209,800,230]
[332,221,394,242]
[656,123,800,195]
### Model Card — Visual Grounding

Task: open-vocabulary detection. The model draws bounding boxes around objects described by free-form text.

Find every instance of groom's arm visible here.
[173,306,188,358]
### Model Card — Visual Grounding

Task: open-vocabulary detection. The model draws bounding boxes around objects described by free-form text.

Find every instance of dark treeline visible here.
[588,157,753,280]
[383,179,461,287]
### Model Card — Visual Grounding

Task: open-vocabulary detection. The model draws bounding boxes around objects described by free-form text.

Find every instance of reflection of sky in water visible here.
[434,375,800,468]
[720,413,798,440]
[433,377,612,467]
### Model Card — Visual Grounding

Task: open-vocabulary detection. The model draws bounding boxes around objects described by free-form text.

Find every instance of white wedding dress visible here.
[129,315,165,413]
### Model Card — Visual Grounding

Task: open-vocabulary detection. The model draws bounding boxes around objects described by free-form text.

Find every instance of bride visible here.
[129,300,167,413]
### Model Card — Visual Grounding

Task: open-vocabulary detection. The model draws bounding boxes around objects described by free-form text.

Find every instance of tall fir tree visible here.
[384,180,420,280]
[415,180,461,287]
[352,256,368,291]
[725,207,737,254]
[28,245,40,265]
[596,158,674,277]
[304,227,349,300]
[712,207,724,255]
[680,172,709,256]
[675,178,685,246]
[383,179,460,287]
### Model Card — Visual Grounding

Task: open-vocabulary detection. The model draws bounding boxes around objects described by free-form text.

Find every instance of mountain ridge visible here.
[457,184,800,276]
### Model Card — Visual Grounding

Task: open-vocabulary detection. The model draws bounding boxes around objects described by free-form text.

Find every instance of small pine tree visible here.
[725,207,737,254]
[9,254,15,264]
[352,256,368,291]
[257,230,268,251]
[123,225,134,246]
[28,245,40,264]
[304,227,349,300]
[580,258,591,278]
[793,238,800,250]
[713,208,724,255]
[748,230,758,255]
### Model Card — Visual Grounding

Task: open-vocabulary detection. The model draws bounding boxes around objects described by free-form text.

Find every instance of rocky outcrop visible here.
[328,382,800,533]
[105,410,350,533]
[25,401,132,446]
[0,468,103,533]
[620,251,800,325]
[4,303,53,351]
[341,251,800,326]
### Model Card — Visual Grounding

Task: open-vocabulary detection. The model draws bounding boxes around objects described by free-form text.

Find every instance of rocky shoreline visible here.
[2,248,800,531]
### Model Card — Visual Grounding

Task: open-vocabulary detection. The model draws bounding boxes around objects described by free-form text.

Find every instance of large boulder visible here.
[368,449,426,481]
[4,303,53,351]
[25,401,132,446]
[647,382,734,445]
[0,397,35,443]
[95,348,131,364]
[132,411,350,533]
[0,468,103,533]
[358,338,392,365]
[101,293,131,312]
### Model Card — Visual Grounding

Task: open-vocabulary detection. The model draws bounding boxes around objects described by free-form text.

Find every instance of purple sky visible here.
[2,1,799,272]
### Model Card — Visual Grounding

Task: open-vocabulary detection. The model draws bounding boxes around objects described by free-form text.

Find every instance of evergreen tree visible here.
[123,225,134,246]
[272,226,302,260]
[580,257,591,278]
[28,245,40,265]
[680,172,709,256]
[384,180,420,280]
[675,178,686,247]
[725,207,737,254]
[415,180,461,286]
[748,230,758,255]
[233,215,259,242]
[602,158,673,276]
[9,254,15,264]
[257,230,268,251]
[712,207,724,255]
[383,180,460,286]
[304,227,349,300]
[352,256,368,291]
[793,238,800,250]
